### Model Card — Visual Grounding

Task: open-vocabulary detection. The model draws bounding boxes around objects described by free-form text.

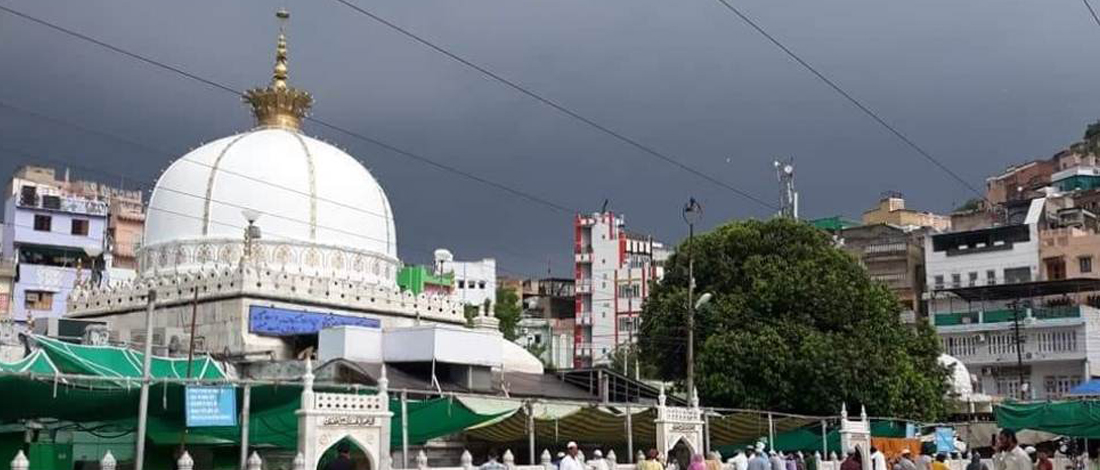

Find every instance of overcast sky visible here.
[1,0,1098,276]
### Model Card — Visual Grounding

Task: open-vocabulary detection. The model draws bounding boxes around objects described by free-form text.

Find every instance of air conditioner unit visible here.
[1025,352,1034,360]
[130,327,190,356]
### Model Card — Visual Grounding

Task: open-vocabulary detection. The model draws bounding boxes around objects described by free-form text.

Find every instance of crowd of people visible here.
[479,428,1066,470]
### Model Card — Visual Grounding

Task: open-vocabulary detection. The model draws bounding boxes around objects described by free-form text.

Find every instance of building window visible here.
[951,273,961,288]
[968,272,978,287]
[1081,256,1093,274]
[457,280,465,288]
[1044,375,1081,398]
[478,281,486,289]
[33,215,51,232]
[933,275,944,290]
[71,219,89,236]
[1004,267,1032,284]
[24,291,54,311]
[986,270,996,285]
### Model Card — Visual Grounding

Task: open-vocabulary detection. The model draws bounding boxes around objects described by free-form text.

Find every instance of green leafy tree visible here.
[495,286,522,340]
[638,218,949,420]
[954,198,983,212]
[525,341,550,367]
[609,344,659,380]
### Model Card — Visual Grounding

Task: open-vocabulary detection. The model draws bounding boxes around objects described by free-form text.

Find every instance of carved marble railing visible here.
[68,262,465,324]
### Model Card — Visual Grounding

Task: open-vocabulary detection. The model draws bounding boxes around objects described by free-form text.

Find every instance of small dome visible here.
[501,339,545,374]
[938,354,973,397]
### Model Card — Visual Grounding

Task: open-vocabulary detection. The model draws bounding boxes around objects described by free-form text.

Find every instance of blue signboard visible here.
[934,427,955,453]
[249,305,381,336]
[185,386,237,427]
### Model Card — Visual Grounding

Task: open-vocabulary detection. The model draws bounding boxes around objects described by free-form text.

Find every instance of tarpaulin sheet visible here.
[0,350,58,374]
[32,335,226,380]
[996,401,1100,438]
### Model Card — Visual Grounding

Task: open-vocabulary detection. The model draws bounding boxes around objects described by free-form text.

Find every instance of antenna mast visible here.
[774,158,798,219]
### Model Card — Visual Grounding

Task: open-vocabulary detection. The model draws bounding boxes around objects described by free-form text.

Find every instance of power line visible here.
[0,4,573,216]
[1085,0,1100,29]
[332,0,778,212]
[708,0,989,202]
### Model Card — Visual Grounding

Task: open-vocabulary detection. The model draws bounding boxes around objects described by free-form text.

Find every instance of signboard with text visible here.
[185,386,237,427]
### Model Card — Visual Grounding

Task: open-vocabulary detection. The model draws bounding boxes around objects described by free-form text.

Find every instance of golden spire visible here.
[243,9,313,130]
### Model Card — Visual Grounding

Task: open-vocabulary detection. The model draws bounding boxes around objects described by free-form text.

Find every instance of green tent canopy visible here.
[0,350,58,374]
[996,401,1100,438]
[32,335,226,380]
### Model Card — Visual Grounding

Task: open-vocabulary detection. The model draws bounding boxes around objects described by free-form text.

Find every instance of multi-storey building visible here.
[924,197,1100,399]
[573,211,668,368]
[862,194,951,232]
[986,159,1056,206]
[515,278,575,369]
[440,256,496,309]
[14,166,145,271]
[3,171,109,323]
[838,224,928,322]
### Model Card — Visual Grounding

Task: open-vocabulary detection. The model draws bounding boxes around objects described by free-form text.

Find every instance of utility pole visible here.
[683,198,702,399]
[1011,299,1028,400]
[135,289,157,470]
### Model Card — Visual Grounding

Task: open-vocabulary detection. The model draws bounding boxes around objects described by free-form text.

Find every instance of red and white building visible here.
[573,211,669,368]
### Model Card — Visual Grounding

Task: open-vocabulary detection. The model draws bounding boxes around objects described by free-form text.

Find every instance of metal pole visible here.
[626,404,634,463]
[821,420,828,458]
[239,384,251,470]
[135,289,157,470]
[528,401,536,465]
[768,412,775,452]
[180,288,200,453]
[687,221,695,399]
[401,390,409,468]
[1012,300,1026,400]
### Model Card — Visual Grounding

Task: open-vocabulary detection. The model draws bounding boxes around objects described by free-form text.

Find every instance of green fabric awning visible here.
[0,350,58,374]
[996,401,1100,438]
[32,335,226,380]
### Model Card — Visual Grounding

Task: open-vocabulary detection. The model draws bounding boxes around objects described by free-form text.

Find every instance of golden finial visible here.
[243,8,313,130]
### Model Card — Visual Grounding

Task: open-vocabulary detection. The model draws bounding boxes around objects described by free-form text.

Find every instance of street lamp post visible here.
[683,198,703,398]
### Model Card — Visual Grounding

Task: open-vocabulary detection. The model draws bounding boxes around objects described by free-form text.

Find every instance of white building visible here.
[64,21,543,365]
[925,197,1100,400]
[573,211,668,368]
[440,255,496,309]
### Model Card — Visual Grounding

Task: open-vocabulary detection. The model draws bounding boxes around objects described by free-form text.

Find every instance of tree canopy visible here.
[494,286,522,341]
[638,218,949,420]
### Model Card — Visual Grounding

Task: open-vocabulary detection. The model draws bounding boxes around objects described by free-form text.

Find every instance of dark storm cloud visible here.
[1,0,1097,275]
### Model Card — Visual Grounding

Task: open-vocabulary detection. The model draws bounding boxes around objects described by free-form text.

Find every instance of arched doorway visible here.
[317,438,373,470]
[668,438,694,470]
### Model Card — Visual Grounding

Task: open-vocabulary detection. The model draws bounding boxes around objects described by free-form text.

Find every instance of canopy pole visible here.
[626,404,634,463]
[768,412,775,452]
[704,412,711,455]
[239,384,252,470]
[401,390,409,469]
[821,420,828,459]
[135,289,157,470]
[528,400,536,465]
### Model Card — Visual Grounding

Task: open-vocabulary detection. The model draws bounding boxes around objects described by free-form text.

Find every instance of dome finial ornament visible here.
[243,9,313,130]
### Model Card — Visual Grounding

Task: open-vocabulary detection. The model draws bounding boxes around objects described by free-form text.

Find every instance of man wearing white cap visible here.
[590,450,610,470]
[560,442,585,470]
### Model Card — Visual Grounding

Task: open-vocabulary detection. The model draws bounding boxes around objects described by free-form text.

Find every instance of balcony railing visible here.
[934,306,1082,326]
[17,193,108,216]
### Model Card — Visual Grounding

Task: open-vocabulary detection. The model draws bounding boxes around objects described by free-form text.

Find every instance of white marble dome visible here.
[141,127,399,284]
